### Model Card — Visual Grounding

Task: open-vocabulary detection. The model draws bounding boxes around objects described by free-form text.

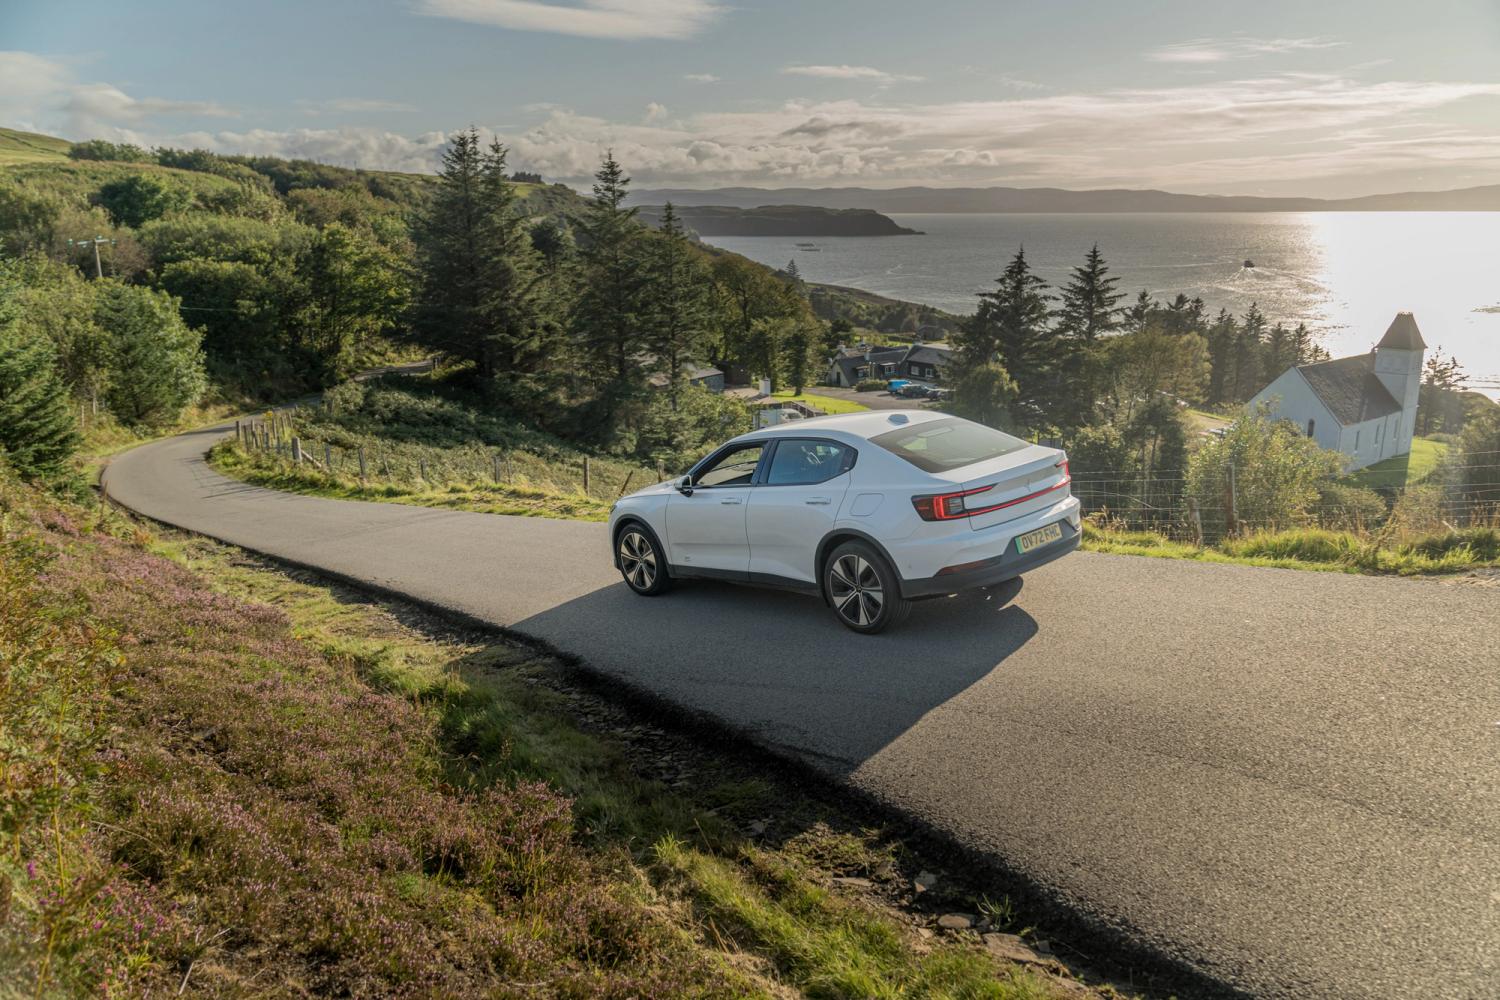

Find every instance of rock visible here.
[915,926,933,939]
[982,932,1046,965]
[831,876,873,889]
[1032,938,1053,955]
[747,820,767,835]
[912,870,939,893]
[937,913,975,930]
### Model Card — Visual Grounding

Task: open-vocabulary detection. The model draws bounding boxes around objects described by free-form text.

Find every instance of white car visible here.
[608,410,1081,633]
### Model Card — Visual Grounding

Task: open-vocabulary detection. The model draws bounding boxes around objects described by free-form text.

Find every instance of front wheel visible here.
[824,541,911,634]
[616,524,673,596]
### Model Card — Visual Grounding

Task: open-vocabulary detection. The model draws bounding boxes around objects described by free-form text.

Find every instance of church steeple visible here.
[1373,311,1425,456]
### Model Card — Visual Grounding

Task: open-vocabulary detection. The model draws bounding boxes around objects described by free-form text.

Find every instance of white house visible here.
[1249,311,1425,471]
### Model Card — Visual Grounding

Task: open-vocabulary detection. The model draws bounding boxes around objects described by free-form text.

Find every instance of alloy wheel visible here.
[829,554,884,627]
[618,530,657,591]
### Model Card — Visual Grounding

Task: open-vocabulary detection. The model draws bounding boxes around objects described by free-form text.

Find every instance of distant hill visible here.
[628,183,1500,214]
[0,127,73,165]
[636,204,919,237]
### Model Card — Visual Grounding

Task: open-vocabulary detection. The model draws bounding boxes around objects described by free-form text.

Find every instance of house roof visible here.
[1377,311,1427,350]
[829,346,907,383]
[1296,355,1403,426]
[646,362,722,388]
[905,343,955,367]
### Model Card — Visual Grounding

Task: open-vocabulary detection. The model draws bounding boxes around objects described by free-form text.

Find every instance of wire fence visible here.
[232,409,1500,542]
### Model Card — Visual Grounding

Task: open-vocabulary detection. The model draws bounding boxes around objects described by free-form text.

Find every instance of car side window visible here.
[764,440,853,487]
[694,444,764,487]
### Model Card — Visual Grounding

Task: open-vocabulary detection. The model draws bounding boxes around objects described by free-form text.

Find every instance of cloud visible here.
[782,64,923,84]
[297,97,418,114]
[16,50,1493,197]
[683,73,719,83]
[415,0,721,40]
[0,52,236,138]
[1148,36,1346,64]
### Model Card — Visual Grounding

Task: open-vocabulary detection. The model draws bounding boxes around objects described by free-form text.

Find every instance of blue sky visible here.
[4,0,1499,196]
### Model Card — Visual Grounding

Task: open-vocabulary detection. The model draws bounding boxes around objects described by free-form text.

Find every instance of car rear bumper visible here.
[899,518,1080,598]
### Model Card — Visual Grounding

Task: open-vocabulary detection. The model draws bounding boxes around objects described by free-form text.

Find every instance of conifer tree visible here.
[959,247,1055,424]
[1057,244,1122,343]
[412,130,557,398]
[0,266,79,478]
[573,151,647,399]
[642,203,713,411]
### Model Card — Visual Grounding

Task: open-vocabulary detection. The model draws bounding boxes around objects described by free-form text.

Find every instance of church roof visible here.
[1377,311,1426,350]
[1296,355,1403,426]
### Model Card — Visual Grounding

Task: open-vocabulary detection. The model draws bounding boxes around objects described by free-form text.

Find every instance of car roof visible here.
[737,409,950,444]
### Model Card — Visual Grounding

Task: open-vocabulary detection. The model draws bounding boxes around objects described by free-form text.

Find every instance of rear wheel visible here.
[824,541,911,634]
[617,524,673,596]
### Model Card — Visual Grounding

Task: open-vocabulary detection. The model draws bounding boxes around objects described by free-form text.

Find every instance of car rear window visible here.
[870,417,1029,474]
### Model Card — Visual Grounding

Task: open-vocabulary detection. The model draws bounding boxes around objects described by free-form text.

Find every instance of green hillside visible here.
[0,127,73,164]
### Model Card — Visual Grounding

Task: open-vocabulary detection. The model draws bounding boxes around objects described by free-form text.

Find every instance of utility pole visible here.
[67,236,115,279]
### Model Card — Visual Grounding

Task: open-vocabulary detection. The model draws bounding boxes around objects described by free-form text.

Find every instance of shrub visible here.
[95,283,206,426]
[854,378,884,392]
[95,174,191,228]
[0,267,79,477]
[1317,482,1387,531]
[1186,405,1345,535]
[67,139,151,162]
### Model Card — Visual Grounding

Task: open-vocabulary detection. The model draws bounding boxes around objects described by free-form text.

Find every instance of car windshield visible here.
[869,418,1029,474]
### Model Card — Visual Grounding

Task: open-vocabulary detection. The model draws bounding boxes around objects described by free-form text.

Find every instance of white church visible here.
[1249,312,1425,471]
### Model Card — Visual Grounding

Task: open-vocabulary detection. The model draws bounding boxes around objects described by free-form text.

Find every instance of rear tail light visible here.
[911,456,1071,522]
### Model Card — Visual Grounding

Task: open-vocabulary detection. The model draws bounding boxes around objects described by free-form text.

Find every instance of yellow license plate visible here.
[1015,522,1064,554]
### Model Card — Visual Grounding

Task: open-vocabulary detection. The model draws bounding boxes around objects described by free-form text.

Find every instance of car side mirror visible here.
[676,476,695,496]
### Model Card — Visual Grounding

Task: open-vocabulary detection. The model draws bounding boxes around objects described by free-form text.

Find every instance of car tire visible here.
[824,540,911,634]
[616,522,673,596]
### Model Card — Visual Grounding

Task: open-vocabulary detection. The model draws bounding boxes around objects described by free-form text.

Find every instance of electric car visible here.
[608,410,1080,633]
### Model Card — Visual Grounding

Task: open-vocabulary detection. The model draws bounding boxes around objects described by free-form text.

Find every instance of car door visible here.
[746,438,856,586]
[664,442,765,577]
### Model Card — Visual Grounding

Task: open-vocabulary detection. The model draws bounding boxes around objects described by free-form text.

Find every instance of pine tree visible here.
[960,247,1055,424]
[1125,289,1153,335]
[1057,244,1122,344]
[411,130,557,396]
[0,266,79,478]
[95,283,207,427]
[1205,309,1238,407]
[1057,244,1122,426]
[1233,303,1268,402]
[642,203,713,411]
[573,151,648,398]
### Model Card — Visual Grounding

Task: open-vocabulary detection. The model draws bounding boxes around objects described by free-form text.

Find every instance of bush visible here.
[1186,405,1345,535]
[67,139,151,162]
[95,283,206,426]
[854,378,884,392]
[0,266,79,477]
[95,174,191,228]
[1317,482,1387,531]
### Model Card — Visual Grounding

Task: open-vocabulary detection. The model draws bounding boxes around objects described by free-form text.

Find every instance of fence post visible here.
[1187,496,1204,547]
[657,459,665,482]
[618,470,635,497]
[583,457,591,494]
[1225,461,1238,535]
[419,459,427,481]
[324,442,333,470]
[493,454,502,485]
[291,437,303,464]
[358,446,367,481]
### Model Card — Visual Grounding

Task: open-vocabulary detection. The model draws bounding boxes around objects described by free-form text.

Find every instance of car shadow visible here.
[511,575,1039,776]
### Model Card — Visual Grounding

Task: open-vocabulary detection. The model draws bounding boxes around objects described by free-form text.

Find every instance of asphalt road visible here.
[104,421,1500,1000]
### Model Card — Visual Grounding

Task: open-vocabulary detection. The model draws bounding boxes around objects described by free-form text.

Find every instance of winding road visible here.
[104,420,1500,1000]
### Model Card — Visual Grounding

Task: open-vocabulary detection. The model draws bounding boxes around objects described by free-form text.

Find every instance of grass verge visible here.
[2,468,1137,998]
[770,390,871,415]
[1081,520,1499,576]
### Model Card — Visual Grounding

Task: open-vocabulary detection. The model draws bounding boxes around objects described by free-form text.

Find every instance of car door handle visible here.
[805,497,832,506]
[720,496,743,505]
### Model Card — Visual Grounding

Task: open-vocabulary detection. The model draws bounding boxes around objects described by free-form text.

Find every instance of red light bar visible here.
[911,458,1071,522]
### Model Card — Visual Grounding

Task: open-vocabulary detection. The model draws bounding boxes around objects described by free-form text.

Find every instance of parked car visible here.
[608,411,1080,633]
[924,387,950,401]
[897,382,934,398]
[885,378,911,393]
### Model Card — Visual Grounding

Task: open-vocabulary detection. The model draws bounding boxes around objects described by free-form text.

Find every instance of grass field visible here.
[0,127,71,164]
[1344,436,1450,490]
[771,389,871,414]
[2,466,1113,998]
